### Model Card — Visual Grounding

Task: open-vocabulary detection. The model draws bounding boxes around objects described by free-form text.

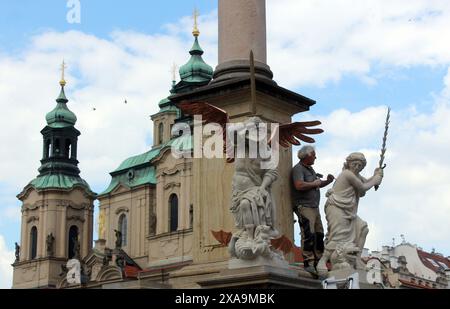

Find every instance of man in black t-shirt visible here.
[292,146,334,273]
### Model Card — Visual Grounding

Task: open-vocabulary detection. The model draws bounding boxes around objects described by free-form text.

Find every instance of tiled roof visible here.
[417,249,450,273]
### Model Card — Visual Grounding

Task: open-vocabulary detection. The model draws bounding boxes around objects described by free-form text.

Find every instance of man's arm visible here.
[319,174,335,188]
[292,165,321,191]
[294,179,322,191]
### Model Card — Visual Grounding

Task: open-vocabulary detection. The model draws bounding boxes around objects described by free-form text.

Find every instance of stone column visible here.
[82,206,89,258]
[156,174,165,234]
[20,211,27,261]
[213,0,274,83]
[58,206,67,257]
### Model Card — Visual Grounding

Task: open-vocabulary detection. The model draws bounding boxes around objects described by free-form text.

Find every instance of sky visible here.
[1,0,450,288]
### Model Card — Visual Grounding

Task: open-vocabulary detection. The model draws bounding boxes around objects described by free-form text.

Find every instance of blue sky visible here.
[1,0,450,288]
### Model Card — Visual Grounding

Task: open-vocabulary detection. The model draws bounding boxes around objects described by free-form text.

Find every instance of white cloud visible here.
[0,235,13,289]
[267,0,450,87]
[0,17,218,191]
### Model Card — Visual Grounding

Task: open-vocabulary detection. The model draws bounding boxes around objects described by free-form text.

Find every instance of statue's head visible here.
[236,116,266,143]
[344,152,367,174]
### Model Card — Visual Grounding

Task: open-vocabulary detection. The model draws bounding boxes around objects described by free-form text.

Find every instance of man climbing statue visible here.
[292,146,335,274]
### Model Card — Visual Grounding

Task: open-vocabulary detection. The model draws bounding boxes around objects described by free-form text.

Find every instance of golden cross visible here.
[193,8,200,37]
[60,60,67,86]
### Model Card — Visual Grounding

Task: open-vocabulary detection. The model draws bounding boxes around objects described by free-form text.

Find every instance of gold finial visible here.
[171,63,178,82]
[192,8,200,37]
[60,60,67,87]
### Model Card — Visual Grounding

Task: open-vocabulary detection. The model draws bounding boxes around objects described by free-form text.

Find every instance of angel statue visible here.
[177,53,323,262]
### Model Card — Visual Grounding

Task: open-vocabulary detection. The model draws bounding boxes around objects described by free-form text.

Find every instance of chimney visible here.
[213,0,274,83]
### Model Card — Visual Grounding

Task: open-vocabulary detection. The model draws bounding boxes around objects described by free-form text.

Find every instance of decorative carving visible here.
[66,259,81,285]
[46,233,55,257]
[163,182,181,190]
[14,243,20,263]
[114,229,122,249]
[115,207,129,215]
[26,216,39,223]
[67,215,85,223]
[149,211,157,236]
[162,167,180,176]
[72,235,81,260]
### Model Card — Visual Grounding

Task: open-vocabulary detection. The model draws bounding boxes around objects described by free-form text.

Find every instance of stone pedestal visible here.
[228,256,289,270]
[198,265,322,289]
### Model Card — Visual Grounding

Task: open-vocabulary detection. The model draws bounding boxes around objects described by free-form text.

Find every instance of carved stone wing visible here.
[270,121,324,148]
[271,235,295,255]
[211,230,233,247]
[178,101,234,162]
[178,101,229,128]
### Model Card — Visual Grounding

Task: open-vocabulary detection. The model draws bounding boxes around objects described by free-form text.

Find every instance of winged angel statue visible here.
[177,53,324,262]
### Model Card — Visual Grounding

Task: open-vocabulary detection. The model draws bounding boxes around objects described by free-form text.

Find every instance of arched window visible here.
[65,139,72,159]
[30,226,38,260]
[158,123,164,145]
[68,226,79,259]
[169,194,178,232]
[118,214,128,247]
[45,139,51,159]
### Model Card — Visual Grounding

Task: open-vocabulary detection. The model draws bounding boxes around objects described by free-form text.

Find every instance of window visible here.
[158,123,164,145]
[437,261,449,270]
[65,139,72,159]
[30,226,38,260]
[45,139,51,159]
[426,258,440,268]
[118,214,128,247]
[169,194,178,232]
[68,226,79,259]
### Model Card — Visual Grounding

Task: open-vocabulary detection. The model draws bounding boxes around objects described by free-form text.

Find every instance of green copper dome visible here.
[45,87,77,128]
[179,36,213,83]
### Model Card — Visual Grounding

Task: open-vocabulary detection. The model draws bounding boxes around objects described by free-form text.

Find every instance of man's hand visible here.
[327,174,335,183]
[313,179,322,188]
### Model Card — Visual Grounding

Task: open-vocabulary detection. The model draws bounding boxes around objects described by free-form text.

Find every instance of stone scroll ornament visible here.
[177,51,324,262]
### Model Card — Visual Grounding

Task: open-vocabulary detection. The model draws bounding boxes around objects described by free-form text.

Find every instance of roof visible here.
[19,173,96,197]
[417,249,450,273]
[45,87,77,128]
[99,134,193,196]
[178,36,213,84]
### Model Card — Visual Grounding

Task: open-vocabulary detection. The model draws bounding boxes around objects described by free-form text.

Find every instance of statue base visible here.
[228,256,289,270]
[197,264,322,289]
[325,267,382,289]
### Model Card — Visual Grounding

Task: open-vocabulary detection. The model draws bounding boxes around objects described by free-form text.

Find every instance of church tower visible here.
[12,64,96,289]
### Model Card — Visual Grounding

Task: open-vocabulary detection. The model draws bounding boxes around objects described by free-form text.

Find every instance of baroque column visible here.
[213,0,274,83]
